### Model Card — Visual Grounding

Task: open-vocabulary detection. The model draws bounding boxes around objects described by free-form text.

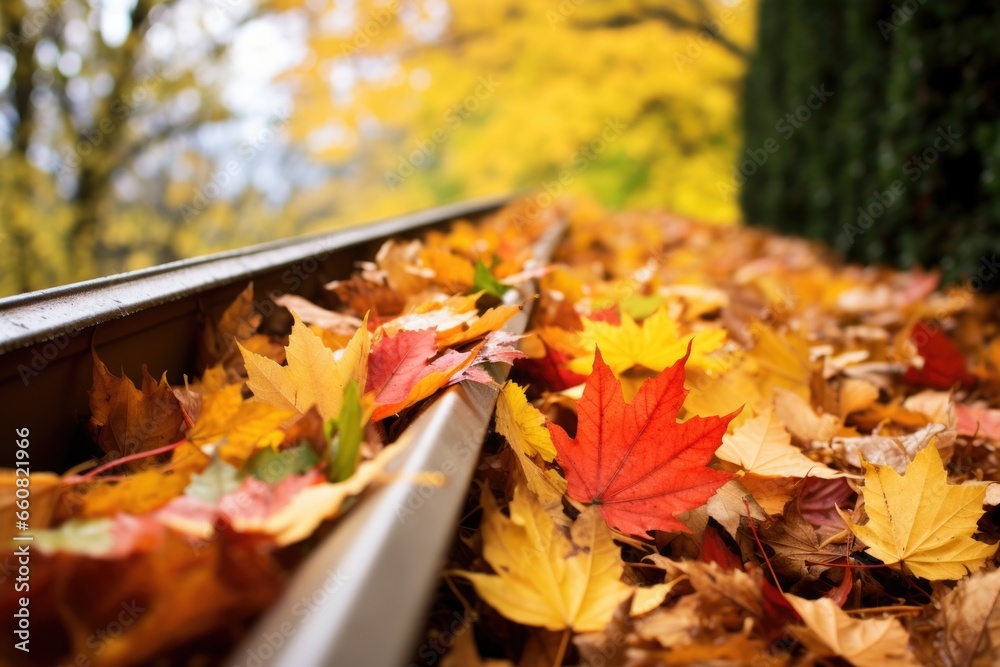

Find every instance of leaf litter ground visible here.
[4,199,1000,666]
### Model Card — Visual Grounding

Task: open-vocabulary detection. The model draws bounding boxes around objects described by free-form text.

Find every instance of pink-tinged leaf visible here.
[955,403,1000,440]
[366,329,440,406]
[450,331,527,385]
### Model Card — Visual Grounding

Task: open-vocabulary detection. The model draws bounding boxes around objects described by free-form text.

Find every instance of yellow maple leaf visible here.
[715,409,844,479]
[239,313,370,421]
[496,382,557,461]
[568,305,728,376]
[785,595,921,667]
[683,356,760,430]
[495,382,566,515]
[453,485,632,632]
[845,445,998,580]
[749,321,812,399]
[186,384,293,466]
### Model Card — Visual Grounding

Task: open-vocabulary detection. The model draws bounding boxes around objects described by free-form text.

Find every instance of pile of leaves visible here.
[418,202,1000,666]
[3,198,1000,666]
[0,203,552,666]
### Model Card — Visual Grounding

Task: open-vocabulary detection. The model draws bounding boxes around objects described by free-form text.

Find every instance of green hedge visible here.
[739,0,1000,288]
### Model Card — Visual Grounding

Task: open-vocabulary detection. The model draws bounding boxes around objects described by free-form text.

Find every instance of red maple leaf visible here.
[548,347,739,537]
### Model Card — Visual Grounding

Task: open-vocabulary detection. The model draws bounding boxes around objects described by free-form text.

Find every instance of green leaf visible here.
[472,257,509,299]
[185,456,241,504]
[329,380,364,482]
[619,294,663,321]
[242,443,320,484]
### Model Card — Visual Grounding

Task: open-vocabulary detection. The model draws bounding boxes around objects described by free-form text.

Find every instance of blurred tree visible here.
[741,0,1000,286]
[0,0,302,293]
[285,0,755,228]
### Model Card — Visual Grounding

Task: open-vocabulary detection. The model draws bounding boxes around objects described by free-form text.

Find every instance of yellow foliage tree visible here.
[285,0,756,226]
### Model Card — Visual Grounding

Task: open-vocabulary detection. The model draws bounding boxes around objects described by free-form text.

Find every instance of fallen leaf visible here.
[453,485,632,632]
[839,378,881,418]
[436,304,521,348]
[831,422,955,473]
[630,578,686,617]
[901,389,955,427]
[844,445,998,580]
[796,476,855,528]
[760,507,846,579]
[240,313,369,421]
[634,595,700,647]
[472,257,510,299]
[199,282,266,373]
[773,387,841,443]
[186,384,293,466]
[512,340,587,392]
[242,443,320,484]
[496,382,557,461]
[702,479,765,538]
[549,348,738,537]
[366,328,479,420]
[749,322,812,399]
[88,350,187,461]
[326,275,406,318]
[157,442,403,546]
[784,594,921,667]
[716,408,843,478]
[568,305,728,376]
[646,555,764,619]
[451,331,527,385]
[955,402,1000,440]
[903,321,975,389]
[274,293,364,335]
[184,457,241,504]
[936,567,1000,666]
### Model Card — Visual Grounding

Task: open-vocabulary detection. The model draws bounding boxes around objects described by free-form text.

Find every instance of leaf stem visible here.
[743,498,782,593]
[553,628,570,667]
[64,439,186,483]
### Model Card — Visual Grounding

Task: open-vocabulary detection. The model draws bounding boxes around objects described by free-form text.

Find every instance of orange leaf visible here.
[88,350,186,463]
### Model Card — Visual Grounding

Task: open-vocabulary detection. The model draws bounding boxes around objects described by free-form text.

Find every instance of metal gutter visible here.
[0,194,512,354]
[228,217,565,667]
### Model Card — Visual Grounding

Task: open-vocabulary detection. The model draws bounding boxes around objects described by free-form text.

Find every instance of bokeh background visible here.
[0,0,756,296]
[1,0,996,297]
